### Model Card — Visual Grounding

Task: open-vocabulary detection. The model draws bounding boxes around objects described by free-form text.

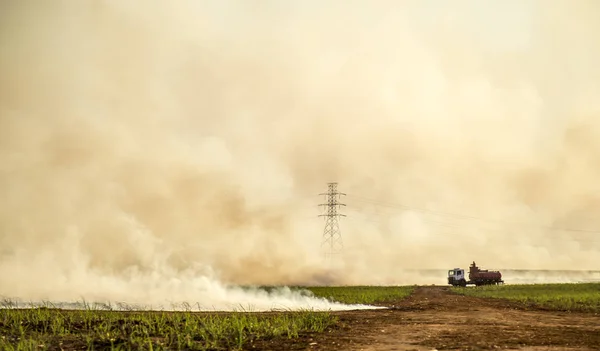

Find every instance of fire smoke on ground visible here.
[1,1,599,308]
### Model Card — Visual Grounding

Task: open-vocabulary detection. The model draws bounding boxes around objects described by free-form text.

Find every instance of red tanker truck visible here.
[447,261,504,287]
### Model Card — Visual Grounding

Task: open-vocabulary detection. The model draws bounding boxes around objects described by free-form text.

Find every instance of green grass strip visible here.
[303,285,415,305]
[451,282,600,312]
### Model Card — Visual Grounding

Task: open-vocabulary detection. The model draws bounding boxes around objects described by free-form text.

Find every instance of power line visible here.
[319,182,346,262]
[345,206,464,229]
[346,194,600,234]
[343,205,600,245]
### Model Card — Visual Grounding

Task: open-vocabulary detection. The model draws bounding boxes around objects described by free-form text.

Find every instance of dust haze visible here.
[1,1,599,306]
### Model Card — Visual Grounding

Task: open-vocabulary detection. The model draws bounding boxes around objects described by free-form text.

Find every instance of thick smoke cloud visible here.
[1,0,599,305]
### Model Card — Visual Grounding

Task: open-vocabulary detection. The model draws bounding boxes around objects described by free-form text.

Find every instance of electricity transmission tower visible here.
[319,182,346,262]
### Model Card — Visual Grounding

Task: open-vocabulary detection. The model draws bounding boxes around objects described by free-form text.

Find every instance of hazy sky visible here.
[415,0,534,51]
[1,1,599,307]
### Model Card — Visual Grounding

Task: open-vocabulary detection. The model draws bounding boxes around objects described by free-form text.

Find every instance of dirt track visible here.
[252,286,600,351]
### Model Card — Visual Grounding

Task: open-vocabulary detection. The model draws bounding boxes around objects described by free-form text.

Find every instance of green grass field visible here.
[0,286,413,351]
[303,285,415,305]
[0,308,335,351]
[9,283,599,350]
[451,283,600,312]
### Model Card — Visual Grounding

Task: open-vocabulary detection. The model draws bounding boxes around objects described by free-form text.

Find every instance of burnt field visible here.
[2,284,600,350]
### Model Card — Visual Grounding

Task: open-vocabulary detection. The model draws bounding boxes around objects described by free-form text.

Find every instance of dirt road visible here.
[255,286,600,351]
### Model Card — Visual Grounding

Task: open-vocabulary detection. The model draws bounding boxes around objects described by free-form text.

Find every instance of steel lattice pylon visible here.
[319,182,346,262]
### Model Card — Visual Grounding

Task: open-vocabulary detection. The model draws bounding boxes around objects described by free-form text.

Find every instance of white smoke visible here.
[1,0,600,309]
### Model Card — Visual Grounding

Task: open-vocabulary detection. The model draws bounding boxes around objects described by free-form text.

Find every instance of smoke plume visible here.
[1,0,599,307]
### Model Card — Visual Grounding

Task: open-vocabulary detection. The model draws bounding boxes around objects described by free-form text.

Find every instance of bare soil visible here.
[249,286,600,351]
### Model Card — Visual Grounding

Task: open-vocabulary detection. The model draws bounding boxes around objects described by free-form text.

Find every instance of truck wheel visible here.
[460,279,467,287]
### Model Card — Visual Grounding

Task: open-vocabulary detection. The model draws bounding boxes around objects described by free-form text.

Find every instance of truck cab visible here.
[448,268,466,287]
